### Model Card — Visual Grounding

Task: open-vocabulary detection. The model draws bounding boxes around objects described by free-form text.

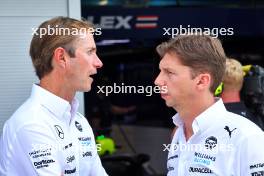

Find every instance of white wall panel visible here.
[0,0,67,16]
[0,0,83,134]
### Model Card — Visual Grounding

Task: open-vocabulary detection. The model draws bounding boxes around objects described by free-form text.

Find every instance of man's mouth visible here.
[161,93,169,99]
[89,73,97,79]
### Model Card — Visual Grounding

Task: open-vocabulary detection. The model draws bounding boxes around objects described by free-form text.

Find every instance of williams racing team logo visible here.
[54,125,64,139]
[205,136,217,150]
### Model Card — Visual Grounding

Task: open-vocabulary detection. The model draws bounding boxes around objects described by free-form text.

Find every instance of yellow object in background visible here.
[242,65,252,76]
[96,135,116,156]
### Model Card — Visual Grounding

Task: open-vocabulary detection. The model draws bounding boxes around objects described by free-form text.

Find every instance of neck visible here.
[40,73,75,102]
[177,94,215,141]
[221,90,241,103]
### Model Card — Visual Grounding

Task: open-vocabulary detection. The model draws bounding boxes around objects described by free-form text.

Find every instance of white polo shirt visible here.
[167,98,264,176]
[0,84,108,176]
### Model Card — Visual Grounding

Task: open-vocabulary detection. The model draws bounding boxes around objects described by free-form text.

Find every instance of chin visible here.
[79,84,92,92]
[165,100,175,108]
[84,86,92,92]
[165,102,173,108]
[83,80,92,92]
[84,88,91,92]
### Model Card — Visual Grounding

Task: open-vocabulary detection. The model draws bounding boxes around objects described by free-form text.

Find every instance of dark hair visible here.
[156,35,226,93]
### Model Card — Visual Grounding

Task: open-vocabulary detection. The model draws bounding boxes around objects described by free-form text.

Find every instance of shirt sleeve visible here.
[16,123,63,176]
[89,153,108,176]
[238,132,264,176]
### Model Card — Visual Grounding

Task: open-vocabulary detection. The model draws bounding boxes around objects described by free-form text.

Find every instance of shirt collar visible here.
[172,113,183,127]
[192,98,226,133]
[30,84,79,121]
[172,98,226,134]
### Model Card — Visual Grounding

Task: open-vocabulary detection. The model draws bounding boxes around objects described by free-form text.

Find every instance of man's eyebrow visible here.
[160,65,174,71]
[86,47,97,51]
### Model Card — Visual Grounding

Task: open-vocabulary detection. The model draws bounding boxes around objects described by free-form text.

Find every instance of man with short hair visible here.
[221,58,263,129]
[0,17,108,176]
[154,35,264,175]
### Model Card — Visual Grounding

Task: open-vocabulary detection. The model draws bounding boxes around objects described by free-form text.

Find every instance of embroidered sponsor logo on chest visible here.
[64,167,76,174]
[66,155,75,163]
[193,152,216,165]
[63,143,73,150]
[168,154,178,161]
[75,121,83,132]
[34,159,55,169]
[205,136,217,150]
[54,125,64,139]
[250,163,264,170]
[189,166,213,173]
[251,171,264,176]
[167,166,174,172]
[78,137,91,146]
[82,151,92,158]
[29,148,52,159]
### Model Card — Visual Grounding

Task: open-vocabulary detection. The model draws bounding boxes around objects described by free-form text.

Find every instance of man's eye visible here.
[166,70,174,74]
[87,50,93,55]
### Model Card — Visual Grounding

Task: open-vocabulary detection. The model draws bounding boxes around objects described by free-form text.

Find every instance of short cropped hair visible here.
[30,16,94,79]
[156,35,226,93]
[223,58,244,91]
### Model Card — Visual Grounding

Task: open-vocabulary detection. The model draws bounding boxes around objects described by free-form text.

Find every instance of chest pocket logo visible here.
[54,125,64,139]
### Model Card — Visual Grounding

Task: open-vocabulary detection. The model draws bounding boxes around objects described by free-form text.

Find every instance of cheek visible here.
[167,75,180,87]
[81,57,93,69]
[68,62,85,79]
[169,77,189,92]
[75,58,89,73]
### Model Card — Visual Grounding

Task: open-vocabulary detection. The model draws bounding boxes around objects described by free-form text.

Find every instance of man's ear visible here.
[53,47,67,68]
[196,73,211,91]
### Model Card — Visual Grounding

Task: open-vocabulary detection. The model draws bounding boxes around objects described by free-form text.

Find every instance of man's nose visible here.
[94,54,103,69]
[154,72,163,86]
